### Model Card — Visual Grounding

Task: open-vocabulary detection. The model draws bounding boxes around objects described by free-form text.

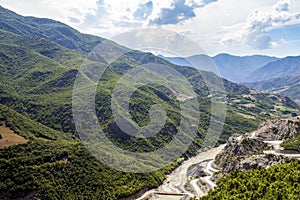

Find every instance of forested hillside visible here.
[199,160,300,200]
[0,6,299,199]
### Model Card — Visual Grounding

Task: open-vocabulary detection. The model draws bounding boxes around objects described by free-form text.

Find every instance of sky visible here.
[1,0,300,57]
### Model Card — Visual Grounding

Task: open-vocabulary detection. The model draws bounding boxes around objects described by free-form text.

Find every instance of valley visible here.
[163,52,300,105]
[136,145,225,199]
[0,4,299,200]
[137,116,300,200]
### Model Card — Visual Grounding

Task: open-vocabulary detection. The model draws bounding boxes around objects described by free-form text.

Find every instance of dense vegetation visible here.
[280,120,300,152]
[0,139,182,199]
[198,160,300,200]
[0,6,299,199]
[281,134,300,152]
[0,6,104,54]
[0,104,72,140]
[0,104,182,199]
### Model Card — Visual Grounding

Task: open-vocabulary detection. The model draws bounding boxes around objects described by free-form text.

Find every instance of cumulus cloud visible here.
[149,0,195,25]
[185,0,217,7]
[79,0,109,25]
[70,0,217,36]
[149,0,217,25]
[133,1,153,20]
[274,0,290,12]
[221,0,300,50]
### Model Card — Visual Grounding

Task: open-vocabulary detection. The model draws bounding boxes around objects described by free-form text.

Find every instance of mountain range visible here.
[242,56,300,103]
[244,73,300,103]
[247,56,300,82]
[160,54,279,83]
[161,52,300,105]
[0,5,299,200]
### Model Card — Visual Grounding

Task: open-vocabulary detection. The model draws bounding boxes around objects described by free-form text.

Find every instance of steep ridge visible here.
[255,117,300,141]
[0,104,183,200]
[0,6,103,53]
[0,103,70,140]
[0,6,300,200]
[214,136,285,175]
[247,56,300,82]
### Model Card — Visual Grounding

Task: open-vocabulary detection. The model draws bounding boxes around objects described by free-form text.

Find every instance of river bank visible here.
[135,144,226,200]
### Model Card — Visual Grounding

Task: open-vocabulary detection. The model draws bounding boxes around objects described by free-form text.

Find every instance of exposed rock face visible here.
[255,117,300,140]
[218,153,286,174]
[212,153,287,181]
[214,135,271,173]
[227,136,267,156]
[209,117,300,189]
[214,117,300,175]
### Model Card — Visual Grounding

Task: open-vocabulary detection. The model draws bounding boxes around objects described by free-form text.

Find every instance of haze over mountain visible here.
[247,56,300,82]
[161,54,279,83]
[244,73,300,103]
[162,53,300,104]
[0,5,299,200]
[243,56,300,103]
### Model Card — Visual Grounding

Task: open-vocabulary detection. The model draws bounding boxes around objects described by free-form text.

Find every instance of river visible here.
[136,144,226,200]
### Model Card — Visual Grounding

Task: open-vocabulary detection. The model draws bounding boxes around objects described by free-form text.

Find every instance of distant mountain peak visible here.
[247,55,300,82]
[161,53,279,83]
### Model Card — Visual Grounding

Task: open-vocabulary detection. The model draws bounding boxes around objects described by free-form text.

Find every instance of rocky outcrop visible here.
[213,117,300,178]
[255,117,300,140]
[218,153,286,174]
[212,153,287,181]
[214,134,271,173]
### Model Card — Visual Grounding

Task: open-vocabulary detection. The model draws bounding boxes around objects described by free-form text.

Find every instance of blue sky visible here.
[1,0,300,57]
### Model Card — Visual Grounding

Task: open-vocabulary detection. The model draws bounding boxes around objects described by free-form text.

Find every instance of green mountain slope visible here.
[0,104,71,140]
[0,104,180,199]
[0,6,299,200]
[198,160,300,200]
[0,6,103,53]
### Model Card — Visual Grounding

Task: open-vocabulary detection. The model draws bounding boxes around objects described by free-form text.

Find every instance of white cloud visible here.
[0,0,97,25]
[76,0,218,29]
[221,0,300,50]
[148,0,217,25]
[1,0,300,57]
[71,0,218,37]
[274,0,290,12]
[185,0,217,7]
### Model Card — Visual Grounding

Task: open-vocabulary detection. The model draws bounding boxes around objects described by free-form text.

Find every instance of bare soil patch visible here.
[0,124,28,148]
[237,112,256,120]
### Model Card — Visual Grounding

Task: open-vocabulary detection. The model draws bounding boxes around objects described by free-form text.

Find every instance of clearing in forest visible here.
[0,124,28,148]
